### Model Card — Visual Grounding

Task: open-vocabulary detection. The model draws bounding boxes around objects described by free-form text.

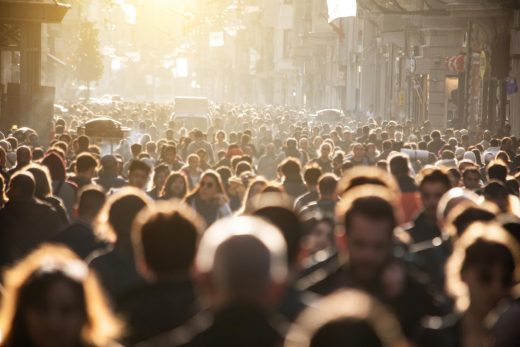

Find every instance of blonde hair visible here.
[0,245,122,347]
[445,222,520,312]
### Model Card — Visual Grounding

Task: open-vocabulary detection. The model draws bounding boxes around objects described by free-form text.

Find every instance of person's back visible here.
[52,185,107,259]
[0,172,62,267]
[137,216,288,347]
[117,201,203,345]
[88,188,150,302]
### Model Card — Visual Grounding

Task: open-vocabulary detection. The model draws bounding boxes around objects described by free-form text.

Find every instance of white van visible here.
[170,97,212,131]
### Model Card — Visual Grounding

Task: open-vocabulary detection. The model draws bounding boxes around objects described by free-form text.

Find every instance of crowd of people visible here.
[0,101,520,347]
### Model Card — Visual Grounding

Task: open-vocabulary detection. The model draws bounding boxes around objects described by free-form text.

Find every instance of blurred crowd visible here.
[0,101,520,347]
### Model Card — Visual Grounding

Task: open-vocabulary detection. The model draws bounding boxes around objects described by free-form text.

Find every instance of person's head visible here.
[75,185,106,223]
[77,135,89,151]
[96,187,151,243]
[351,143,365,159]
[336,166,399,197]
[430,130,441,140]
[16,145,32,166]
[128,160,151,189]
[25,164,53,199]
[187,154,199,169]
[194,170,225,202]
[483,180,511,213]
[253,198,304,267]
[41,152,66,182]
[445,202,497,239]
[318,173,338,200]
[130,143,142,158]
[280,158,302,181]
[0,245,121,347]
[195,216,287,307]
[446,222,520,314]
[99,155,118,175]
[240,178,268,214]
[388,153,410,177]
[417,167,452,219]
[487,160,508,183]
[162,172,188,199]
[75,153,98,179]
[132,200,204,280]
[319,143,332,158]
[151,164,170,190]
[285,290,408,347]
[336,186,398,284]
[462,167,481,191]
[483,130,492,141]
[7,171,35,201]
[162,145,177,163]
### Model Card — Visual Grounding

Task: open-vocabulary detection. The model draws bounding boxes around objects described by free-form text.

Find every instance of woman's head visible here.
[25,164,53,199]
[446,222,520,313]
[240,178,268,214]
[0,245,121,347]
[195,171,225,202]
[41,152,66,182]
[162,172,188,199]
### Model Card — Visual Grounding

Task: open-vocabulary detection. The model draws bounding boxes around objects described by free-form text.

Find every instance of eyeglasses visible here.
[200,181,214,189]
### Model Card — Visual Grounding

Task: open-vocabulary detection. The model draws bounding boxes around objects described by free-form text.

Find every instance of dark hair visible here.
[318,174,338,197]
[129,160,151,176]
[280,158,302,181]
[487,161,508,182]
[161,172,188,199]
[25,165,52,198]
[108,191,150,239]
[41,152,66,182]
[131,143,142,157]
[388,154,409,177]
[343,196,396,236]
[132,202,203,275]
[450,206,496,237]
[462,167,480,179]
[76,153,98,173]
[462,238,516,287]
[303,166,322,186]
[431,130,441,139]
[253,206,303,265]
[418,167,452,191]
[77,135,90,150]
[78,185,106,219]
[310,319,383,347]
[9,172,35,199]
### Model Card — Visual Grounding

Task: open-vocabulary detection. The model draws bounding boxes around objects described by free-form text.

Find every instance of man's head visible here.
[75,153,98,179]
[303,166,322,188]
[337,186,397,284]
[16,146,32,166]
[318,173,338,200]
[487,160,508,183]
[130,143,142,158]
[128,160,151,189]
[195,216,287,307]
[76,185,106,222]
[462,167,481,191]
[7,172,35,201]
[388,154,410,177]
[77,135,89,151]
[417,167,452,219]
[351,143,365,160]
[132,200,204,280]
